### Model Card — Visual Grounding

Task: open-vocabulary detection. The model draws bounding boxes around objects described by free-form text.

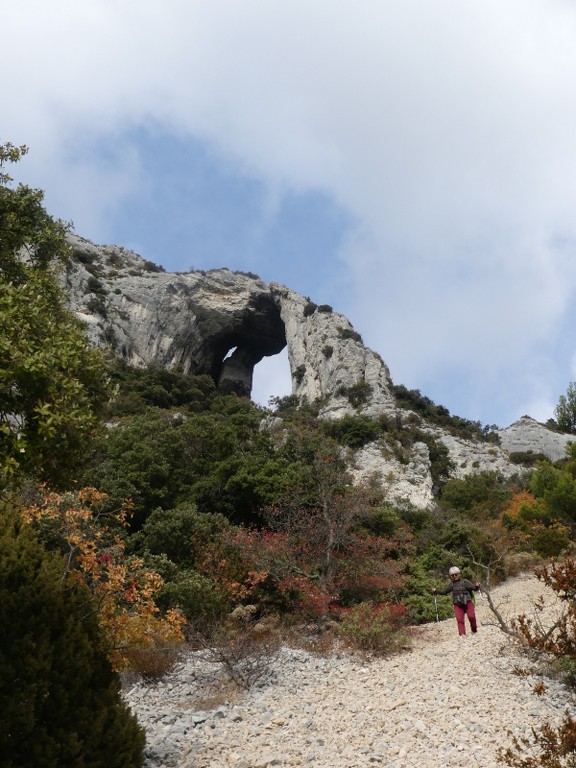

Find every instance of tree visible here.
[0,504,145,768]
[554,382,576,434]
[0,142,110,489]
[216,427,410,617]
[23,487,185,672]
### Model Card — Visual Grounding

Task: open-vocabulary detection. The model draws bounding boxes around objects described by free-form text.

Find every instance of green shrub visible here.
[337,327,363,344]
[0,507,145,768]
[402,558,454,624]
[155,565,229,621]
[87,294,108,317]
[142,259,164,273]
[391,383,500,443]
[335,381,373,409]
[440,471,511,518]
[357,506,402,537]
[323,414,380,448]
[509,451,549,466]
[294,365,306,384]
[86,275,107,294]
[269,394,300,414]
[303,301,317,317]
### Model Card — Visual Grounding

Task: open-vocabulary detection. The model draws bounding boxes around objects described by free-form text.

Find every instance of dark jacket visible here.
[437,578,477,606]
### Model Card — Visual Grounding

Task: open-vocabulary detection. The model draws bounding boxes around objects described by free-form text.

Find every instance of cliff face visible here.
[63,234,571,508]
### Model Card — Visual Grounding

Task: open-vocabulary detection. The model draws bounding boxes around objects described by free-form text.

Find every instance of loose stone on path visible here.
[124,575,575,768]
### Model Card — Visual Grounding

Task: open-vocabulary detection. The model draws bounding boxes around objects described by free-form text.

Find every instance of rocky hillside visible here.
[62,234,573,508]
[124,574,572,768]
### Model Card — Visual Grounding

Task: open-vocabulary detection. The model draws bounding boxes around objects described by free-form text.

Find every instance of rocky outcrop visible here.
[63,234,561,509]
[63,234,395,413]
[498,416,574,463]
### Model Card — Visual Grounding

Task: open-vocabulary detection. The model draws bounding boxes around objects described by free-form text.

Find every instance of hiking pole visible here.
[434,593,439,623]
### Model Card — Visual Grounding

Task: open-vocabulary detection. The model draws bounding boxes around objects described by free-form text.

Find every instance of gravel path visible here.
[125,574,575,768]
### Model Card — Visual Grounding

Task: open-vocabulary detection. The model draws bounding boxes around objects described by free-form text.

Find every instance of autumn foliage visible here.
[22,487,185,671]
[511,558,576,660]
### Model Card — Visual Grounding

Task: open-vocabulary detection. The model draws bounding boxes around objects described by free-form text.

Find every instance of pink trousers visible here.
[453,601,477,635]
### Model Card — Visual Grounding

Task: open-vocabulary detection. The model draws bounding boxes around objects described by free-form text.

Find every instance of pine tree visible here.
[0,506,145,768]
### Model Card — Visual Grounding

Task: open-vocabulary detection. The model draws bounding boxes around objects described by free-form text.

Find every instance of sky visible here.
[4,0,576,428]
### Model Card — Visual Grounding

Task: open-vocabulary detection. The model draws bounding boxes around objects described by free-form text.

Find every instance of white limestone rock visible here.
[498,415,574,463]
[62,234,561,509]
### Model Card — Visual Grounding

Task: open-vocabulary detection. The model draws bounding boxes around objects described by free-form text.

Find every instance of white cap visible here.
[448,566,460,576]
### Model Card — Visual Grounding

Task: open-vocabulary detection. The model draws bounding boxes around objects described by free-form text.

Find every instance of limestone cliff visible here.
[498,416,574,463]
[62,234,568,509]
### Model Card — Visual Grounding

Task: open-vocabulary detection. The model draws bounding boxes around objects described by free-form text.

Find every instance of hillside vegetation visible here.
[4,141,576,766]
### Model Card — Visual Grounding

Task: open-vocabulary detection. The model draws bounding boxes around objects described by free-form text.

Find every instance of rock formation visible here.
[62,234,569,508]
[498,415,574,463]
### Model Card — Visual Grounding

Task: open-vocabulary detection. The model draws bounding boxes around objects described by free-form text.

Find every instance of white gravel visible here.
[124,573,575,768]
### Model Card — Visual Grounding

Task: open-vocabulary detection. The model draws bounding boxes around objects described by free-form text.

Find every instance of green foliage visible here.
[132,504,237,620]
[0,143,70,284]
[81,397,289,527]
[509,451,549,466]
[145,552,228,621]
[529,461,576,526]
[337,326,363,343]
[336,380,373,408]
[268,394,300,413]
[439,471,511,518]
[294,365,306,384]
[392,383,500,443]
[132,503,230,564]
[402,547,464,623]
[323,414,381,448]
[0,143,111,488]
[555,382,576,434]
[357,506,402,537]
[106,360,217,416]
[303,300,317,317]
[0,505,145,768]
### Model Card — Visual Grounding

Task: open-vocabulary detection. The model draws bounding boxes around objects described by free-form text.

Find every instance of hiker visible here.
[432,566,481,636]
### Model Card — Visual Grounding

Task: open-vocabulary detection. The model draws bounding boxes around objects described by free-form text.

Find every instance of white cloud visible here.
[4,0,576,424]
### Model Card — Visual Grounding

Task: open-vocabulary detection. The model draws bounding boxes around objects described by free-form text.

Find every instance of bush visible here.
[509,451,549,466]
[294,365,306,384]
[323,414,381,448]
[335,381,373,409]
[337,327,363,344]
[499,712,576,767]
[189,612,281,689]
[0,507,145,768]
[339,601,410,656]
[154,565,229,621]
[122,639,182,681]
[86,275,107,294]
[303,301,317,317]
[391,383,500,443]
